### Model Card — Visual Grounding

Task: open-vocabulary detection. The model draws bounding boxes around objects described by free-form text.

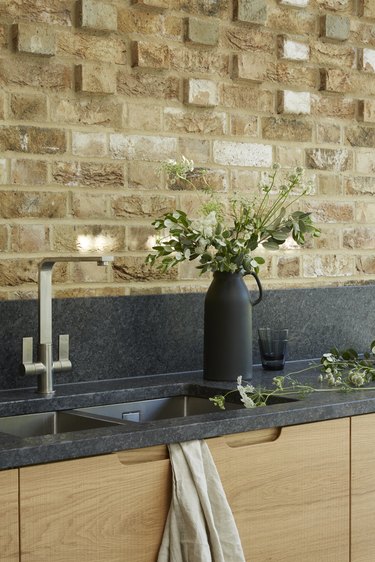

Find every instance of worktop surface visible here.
[1,361,375,469]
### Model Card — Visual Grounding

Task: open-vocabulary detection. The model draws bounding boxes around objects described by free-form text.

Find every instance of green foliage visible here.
[147,159,320,276]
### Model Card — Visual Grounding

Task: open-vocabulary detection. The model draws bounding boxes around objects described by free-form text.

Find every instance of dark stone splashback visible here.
[0,284,374,390]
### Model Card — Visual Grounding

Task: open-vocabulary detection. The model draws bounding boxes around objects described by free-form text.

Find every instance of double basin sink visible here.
[0,393,297,439]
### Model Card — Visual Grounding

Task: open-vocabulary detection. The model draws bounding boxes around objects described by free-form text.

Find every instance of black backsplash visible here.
[1,284,374,390]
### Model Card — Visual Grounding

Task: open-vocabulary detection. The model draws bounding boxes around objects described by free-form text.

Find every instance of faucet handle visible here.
[20,337,46,377]
[53,334,72,373]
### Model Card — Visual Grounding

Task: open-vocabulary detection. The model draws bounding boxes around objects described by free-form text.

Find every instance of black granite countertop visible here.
[1,360,375,470]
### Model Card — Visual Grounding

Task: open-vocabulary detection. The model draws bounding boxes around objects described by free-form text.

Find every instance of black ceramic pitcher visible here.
[203,271,262,382]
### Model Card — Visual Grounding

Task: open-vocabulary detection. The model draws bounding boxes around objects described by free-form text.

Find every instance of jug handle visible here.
[249,271,262,306]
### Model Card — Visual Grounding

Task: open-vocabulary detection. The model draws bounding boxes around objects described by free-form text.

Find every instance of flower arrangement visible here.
[146,156,320,275]
[209,343,375,410]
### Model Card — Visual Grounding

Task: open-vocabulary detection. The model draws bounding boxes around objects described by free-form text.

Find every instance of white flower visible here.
[191,211,217,238]
[237,378,256,409]
[181,155,194,172]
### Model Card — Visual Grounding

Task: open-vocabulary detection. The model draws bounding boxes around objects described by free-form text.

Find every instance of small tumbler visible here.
[258,328,289,371]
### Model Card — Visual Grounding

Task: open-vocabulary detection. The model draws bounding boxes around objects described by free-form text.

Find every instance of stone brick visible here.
[319,175,342,196]
[356,202,375,223]
[311,226,341,250]
[0,160,6,185]
[350,20,375,48]
[0,226,8,252]
[274,62,318,89]
[111,194,175,218]
[359,99,375,123]
[225,26,274,55]
[310,41,355,69]
[306,148,352,171]
[5,0,73,26]
[303,255,355,278]
[233,52,271,83]
[0,126,66,154]
[346,126,375,148]
[75,63,116,95]
[355,151,375,174]
[72,132,107,157]
[277,256,300,277]
[230,170,260,192]
[50,98,122,128]
[305,201,354,223]
[268,7,315,35]
[179,0,229,17]
[320,68,353,93]
[10,159,48,185]
[221,84,274,112]
[118,8,163,34]
[127,104,162,131]
[52,161,124,188]
[10,225,50,252]
[234,0,267,24]
[343,227,375,249]
[110,134,177,161]
[276,146,304,167]
[316,122,341,144]
[131,41,170,70]
[184,79,218,107]
[168,168,227,192]
[170,48,228,77]
[359,48,375,72]
[320,15,350,42]
[0,259,39,287]
[361,0,375,19]
[315,0,351,10]
[213,141,272,167]
[311,94,356,118]
[356,257,375,274]
[0,92,4,120]
[279,0,309,6]
[186,17,218,46]
[230,114,258,136]
[262,116,313,142]
[72,194,109,219]
[131,0,168,9]
[127,226,157,251]
[117,71,180,101]
[178,138,210,164]
[79,0,117,31]
[345,175,375,195]
[0,59,72,91]
[53,225,125,252]
[0,191,67,219]
[278,37,309,61]
[13,22,56,56]
[113,256,177,282]
[277,90,311,114]
[70,261,108,283]
[57,31,125,64]
[128,162,162,190]
[164,108,226,135]
[9,93,47,121]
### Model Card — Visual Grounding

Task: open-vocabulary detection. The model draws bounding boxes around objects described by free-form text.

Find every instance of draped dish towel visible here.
[157,440,246,562]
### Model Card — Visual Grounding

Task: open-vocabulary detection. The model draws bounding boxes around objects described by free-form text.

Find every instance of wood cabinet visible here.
[351,413,375,562]
[0,469,19,562]
[18,418,350,562]
[209,418,350,562]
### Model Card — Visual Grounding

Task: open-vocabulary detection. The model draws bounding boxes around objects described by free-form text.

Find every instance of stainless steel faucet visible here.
[21,256,114,395]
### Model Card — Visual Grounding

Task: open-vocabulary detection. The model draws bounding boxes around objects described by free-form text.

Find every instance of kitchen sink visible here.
[0,410,121,438]
[72,394,297,424]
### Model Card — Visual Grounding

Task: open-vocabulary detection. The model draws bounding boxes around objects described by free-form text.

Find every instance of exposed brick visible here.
[0,259,39,287]
[356,151,375,174]
[0,191,67,219]
[356,202,375,223]
[320,15,350,42]
[184,78,218,107]
[127,104,162,131]
[0,226,8,252]
[213,140,272,167]
[170,47,228,77]
[13,22,56,56]
[221,84,274,112]
[268,7,315,35]
[279,0,309,6]
[179,0,229,17]
[311,94,356,118]
[128,162,161,190]
[345,175,375,194]
[131,41,170,70]
[359,48,375,72]
[225,26,274,54]
[303,255,355,278]
[119,8,163,34]
[277,90,311,114]
[0,126,66,154]
[10,225,50,252]
[72,194,109,219]
[127,226,158,251]
[75,63,116,95]
[262,116,312,142]
[356,257,375,274]
[164,108,226,135]
[277,256,300,277]
[5,1,73,26]
[315,0,351,10]
[70,261,108,283]
[320,68,353,93]
[113,256,177,281]
[186,17,218,46]
[306,148,352,171]
[0,160,6,185]
[117,71,180,101]
[311,226,341,250]
[178,138,210,163]
[343,227,375,249]
[52,161,124,188]
[79,0,117,31]
[0,92,4,120]
[9,93,47,121]
[274,62,318,89]
[50,98,122,128]
[316,122,341,144]
[111,194,176,218]
[350,20,375,48]
[230,169,260,191]
[10,159,48,185]
[168,168,227,191]
[233,52,271,83]
[278,36,309,61]
[230,114,258,136]
[319,175,343,196]
[0,59,72,91]
[346,126,375,148]
[53,225,125,252]
[305,201,354,223]
[109,134,177,161]
[72,132,107,158]
[310,41,355,69]
[359,99,375,123]
[57,30,125,64]
[361,0,375,19]
[234,0,267,24]
[131,0,168,9]
[276,146,304,167]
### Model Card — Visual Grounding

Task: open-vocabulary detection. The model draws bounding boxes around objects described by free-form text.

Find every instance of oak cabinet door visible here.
[0,468,19,562]
[352,413,375,562]
[19,445,171,562]
[208,418,350,562]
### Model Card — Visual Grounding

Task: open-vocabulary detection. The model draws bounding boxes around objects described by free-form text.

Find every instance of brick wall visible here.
[0,0,375,299]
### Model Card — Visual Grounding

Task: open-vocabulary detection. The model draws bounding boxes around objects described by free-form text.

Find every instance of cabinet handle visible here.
[115,444,169,465]
[209,427,282,450]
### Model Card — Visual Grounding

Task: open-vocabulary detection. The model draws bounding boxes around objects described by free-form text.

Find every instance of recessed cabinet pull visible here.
[115,445,169,465]
[209,427,282,450]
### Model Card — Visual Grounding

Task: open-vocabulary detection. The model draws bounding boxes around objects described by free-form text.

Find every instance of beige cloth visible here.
[157,440,246,562]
